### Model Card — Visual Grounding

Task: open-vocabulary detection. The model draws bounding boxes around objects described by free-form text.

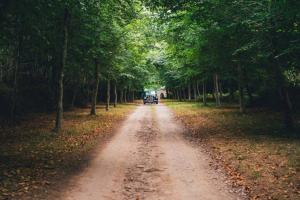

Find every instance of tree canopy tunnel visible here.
[0,0,299,131]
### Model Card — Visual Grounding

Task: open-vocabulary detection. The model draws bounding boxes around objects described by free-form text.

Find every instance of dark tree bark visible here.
[182,88,186,101]
[54,8,69,133]
[71,88,77,109]
[238,64,245,113]
[202,81,207,106]
[10,36,21,123]
[106,80,110,111]
[246,84,253,106]
[90,60,100,115]
[214,73,221,106]
[219,80,223,99]
[114,82,117,107]
[124,89,127,103]
[229,83,235,103]
[120,89,124,103]
[196,80,201,97]
[178,90,181,101]
[188,83,191,101]
[193,81,197,101]
[132,90,135,102]
[173,89,175,99]
[0,63,3,82]
[166,88,169,99]
[280,87,294,129]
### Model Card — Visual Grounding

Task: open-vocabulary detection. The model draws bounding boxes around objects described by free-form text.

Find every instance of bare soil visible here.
[60,104,248,200]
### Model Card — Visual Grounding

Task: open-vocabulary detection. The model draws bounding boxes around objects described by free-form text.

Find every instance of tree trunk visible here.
[196,80,201,97]
[246,84,253,106]
[114,82,117,108]
[202,81,207,106]
[90,60,100,115]
[106,80,110,111]
[182,88,186,101]
[0,63,3,82]
[132,90,135,102]
[173,89,176,100]
[188,83,191,101]
[238,64,245,113]
[120,89,124,103]
[177,89,180,101]
[229,85,235,103]
[193,81,197,101]
[166,89,169,99]
[54,8,69,133]
[214,73,221,106]
[124,89,127,103]
[71,88,77,109]
[10,36,21,123]
[219,80,223,99]
[280,87,294,129]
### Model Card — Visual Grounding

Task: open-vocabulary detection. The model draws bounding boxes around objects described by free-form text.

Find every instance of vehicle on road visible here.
[143,95,158,104]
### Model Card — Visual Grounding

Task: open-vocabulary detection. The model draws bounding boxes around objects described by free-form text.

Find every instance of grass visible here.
[0,104,137,200]
[164,100,300,200]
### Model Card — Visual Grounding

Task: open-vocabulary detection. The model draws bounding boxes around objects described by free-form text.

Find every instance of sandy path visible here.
[61,104,246,200]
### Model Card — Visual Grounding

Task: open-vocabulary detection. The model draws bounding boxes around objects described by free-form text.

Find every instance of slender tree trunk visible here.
[177,89,180,101]
[193,81,197,101]
[219,80,223,99]
[71,88,77,109]
[90,60,100,115]
[214,73,221,106]
[202,81,207,106]
[106,80,110,111]
[172,89,175,99]
[173,90,175,99]
[238,64,245,113]
[132,90,135,102]
[54,8,69,133]
[166,89,169,99]
[229,85,235,103]
[0,63,3,82]
[280,87,294,129]
[10,37,21,123]
[182,88,186,101]
[120,89,124,103]
[188,83,191,101]
[124,89,127,103]
[246,84,253,106]
[114,82,117,108]
[196,80,201,97]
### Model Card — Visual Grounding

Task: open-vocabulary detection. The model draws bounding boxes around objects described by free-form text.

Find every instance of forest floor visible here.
[164,100,300,200]
[0,104,137,200]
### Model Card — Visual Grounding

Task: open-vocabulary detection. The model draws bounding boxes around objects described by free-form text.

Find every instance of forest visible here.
[0,0,299,199]
[1,0,299,130]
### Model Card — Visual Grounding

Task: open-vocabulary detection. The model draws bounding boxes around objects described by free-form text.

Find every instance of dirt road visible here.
[61,104,247,200]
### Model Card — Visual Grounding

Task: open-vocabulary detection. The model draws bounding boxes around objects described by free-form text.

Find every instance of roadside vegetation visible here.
[165,100,299,200]
[0,104,136,200]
